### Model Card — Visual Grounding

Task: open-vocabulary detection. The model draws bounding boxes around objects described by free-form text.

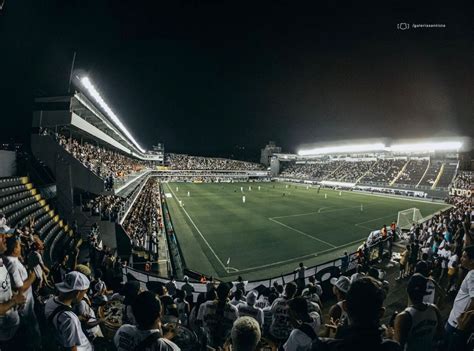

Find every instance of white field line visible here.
[268,218,336,248]
[270,203,378,220]
[229,236,367,273]
[166,184,228,271]
[281,181,451,206]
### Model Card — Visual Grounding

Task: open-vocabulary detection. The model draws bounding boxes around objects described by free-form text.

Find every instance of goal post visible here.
[397,208,424,230]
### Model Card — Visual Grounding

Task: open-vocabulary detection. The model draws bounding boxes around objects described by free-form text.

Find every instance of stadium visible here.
[1,2,473,351]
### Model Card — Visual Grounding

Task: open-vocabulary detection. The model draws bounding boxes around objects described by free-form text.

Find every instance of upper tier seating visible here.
[395,159,429,185]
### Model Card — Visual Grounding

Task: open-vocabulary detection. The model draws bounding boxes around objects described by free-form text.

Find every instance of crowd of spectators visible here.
[122,178,162,260]
[279,161,345,180]
[54,132,148,180]
[166,153,263,171]
[360,159,406,184]
[396,159,429,185]
[418,161,443,187]
[452,171,473,190]
[330,161,375,182]
[83,195,126,222]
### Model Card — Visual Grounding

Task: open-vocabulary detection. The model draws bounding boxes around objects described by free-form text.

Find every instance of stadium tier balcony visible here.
[436,162,459,188]
[395,159,429,185]
[0,176,78,266]
[360,159,406,184]
[328,160,375,182]
[452,170,473,190]
[166,153,263,171]
[417,161,443,187]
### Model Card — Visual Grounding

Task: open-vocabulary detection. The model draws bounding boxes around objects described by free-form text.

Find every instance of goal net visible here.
[397,208,424,230]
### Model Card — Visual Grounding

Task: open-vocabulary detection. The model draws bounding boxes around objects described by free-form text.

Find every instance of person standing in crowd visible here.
[328,276,350,324]
[45,271,93,351]
[394,274,443,350]
[236,291,264,327]
[231,317,261,351]
[235,276,246,294]
[166,276,177,297]
[4,236,40,350]
[294,262,307,294]
[340,253,349,274]
[174,289,190,327]
[350,264,365,284]
[114,291,180,351]
[283,296,320,351]
[0,233,26,350]
[197,282,238,349]
[317,277,400,350]
[270,282,297,343]
[181,276,195,305]
[445,245,474,347]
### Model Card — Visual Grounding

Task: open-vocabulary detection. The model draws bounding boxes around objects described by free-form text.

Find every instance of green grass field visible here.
[163,182,450,280]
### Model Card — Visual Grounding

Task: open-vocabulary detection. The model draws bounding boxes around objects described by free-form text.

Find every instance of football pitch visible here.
[163,182,450,280]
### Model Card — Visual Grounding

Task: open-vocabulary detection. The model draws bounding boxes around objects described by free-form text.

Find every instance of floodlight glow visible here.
[389,141,462,153]
[80,77,146,153]
[298,143,385,156]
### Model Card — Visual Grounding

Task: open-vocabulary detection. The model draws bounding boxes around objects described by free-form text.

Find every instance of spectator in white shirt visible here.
[445,245,474,348]
[236,291,264,327]
[114,291,180,351]
[0,233,26,349]
[44,271,93,351]
[4,236,40,349]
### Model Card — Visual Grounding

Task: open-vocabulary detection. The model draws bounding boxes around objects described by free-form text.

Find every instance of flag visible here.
[226,257,231,265]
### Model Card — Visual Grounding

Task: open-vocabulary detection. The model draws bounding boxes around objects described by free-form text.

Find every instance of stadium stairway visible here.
[389,159,409,186]
[0,176,78,266]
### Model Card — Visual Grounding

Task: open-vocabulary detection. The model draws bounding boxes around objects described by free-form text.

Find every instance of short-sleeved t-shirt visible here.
[283,313,320,351]
[0,260,20,341]
[44,297,93,351]
[74,298,103,338]
[197,300,238,347]
[448,269,474,328]
[114,325,180,351]
[270,297,292,340]
[5,256,33,314]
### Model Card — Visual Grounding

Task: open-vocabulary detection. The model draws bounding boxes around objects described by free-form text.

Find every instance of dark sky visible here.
[1,1,473,160]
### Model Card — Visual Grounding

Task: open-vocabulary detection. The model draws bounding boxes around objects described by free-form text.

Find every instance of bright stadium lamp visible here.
[389,141,463,153]
[80,76,146,153]
[298,143,385,156]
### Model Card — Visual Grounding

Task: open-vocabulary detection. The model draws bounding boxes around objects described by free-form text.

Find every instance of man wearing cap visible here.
[0,232,26,350]
[236,291,264,327]
[197,282,238,348]
[44,271,93,351]
[393,273,443,351]
[328,276,350,325]
[114,291,180,351]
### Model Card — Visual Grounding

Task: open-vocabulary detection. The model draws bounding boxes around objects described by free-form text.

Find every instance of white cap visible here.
[55,271,90,293]
[246,291,258,305]
[330,276,351,294]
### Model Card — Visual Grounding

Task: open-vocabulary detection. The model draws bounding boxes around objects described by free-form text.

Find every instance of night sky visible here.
[1,1,473,160]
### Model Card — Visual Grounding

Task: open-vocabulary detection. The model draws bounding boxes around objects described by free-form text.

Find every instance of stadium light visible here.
[389,141,463,153]
[298,143,385,156]
[80,77,146,153]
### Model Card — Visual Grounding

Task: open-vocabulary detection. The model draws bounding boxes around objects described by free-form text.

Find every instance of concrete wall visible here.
[0,151,16,177]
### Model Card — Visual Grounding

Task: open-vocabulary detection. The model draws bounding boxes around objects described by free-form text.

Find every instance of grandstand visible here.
[0,73,471,350]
